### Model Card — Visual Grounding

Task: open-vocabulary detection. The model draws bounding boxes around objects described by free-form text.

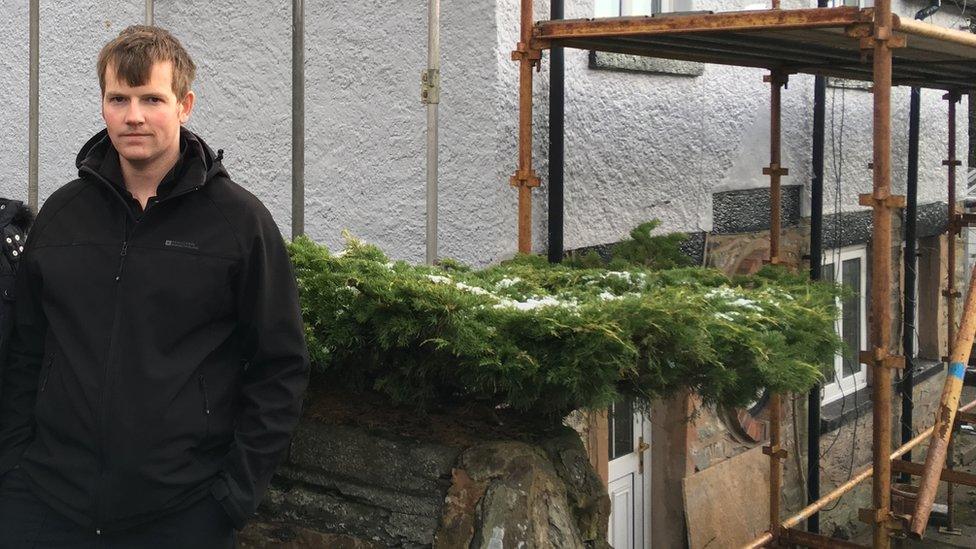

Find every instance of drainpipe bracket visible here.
[859,349,905,369]
[858,193,906,209]
[943,91,962,102]
[942,160,963,167]
[421,69,441,105]
[941,290,963,299]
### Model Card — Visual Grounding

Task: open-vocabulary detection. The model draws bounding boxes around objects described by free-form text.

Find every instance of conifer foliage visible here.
[289,232,842,419]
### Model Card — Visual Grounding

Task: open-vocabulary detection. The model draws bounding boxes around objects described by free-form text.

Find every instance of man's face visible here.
[101,60,194,168]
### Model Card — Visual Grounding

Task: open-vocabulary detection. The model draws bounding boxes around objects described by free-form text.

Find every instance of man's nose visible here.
[124,102,145,125]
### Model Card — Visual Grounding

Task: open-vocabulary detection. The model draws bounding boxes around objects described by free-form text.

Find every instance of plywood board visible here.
[683,446,770,549]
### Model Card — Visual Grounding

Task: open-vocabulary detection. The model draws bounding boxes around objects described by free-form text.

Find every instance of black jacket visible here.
[0,128,309,533]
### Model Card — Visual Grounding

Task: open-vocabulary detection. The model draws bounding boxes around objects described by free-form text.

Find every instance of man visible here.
[0,26,309,547]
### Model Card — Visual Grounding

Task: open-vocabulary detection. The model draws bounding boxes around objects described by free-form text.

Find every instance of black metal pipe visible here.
[900,0,939,479]
[807,74,826,536]
[806,0,829,534]
[901,86,921,474]
[548,0,565,264]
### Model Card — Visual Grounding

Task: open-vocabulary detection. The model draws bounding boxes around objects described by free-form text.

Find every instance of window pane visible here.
[842,258,862,378]
[823,263,835,283]
[609,398,635,460]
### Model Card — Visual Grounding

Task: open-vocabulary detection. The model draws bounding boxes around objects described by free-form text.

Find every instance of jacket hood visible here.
[75,127,228,197]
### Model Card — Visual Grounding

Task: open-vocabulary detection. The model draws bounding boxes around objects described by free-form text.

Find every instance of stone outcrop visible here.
[238,390,610,548]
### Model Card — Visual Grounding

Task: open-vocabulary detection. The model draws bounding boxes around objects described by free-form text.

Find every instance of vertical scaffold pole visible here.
[512,0,541,254]
[862,0,899,544]
[945,91,961,532]
[910,91,965,538]
[763,69,789,541]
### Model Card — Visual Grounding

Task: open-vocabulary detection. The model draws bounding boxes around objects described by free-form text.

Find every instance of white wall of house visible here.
[0,0,968,266]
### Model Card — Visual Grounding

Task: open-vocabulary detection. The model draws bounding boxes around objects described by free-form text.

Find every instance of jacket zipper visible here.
[199,374,211,416]
[39,354,55,391]
[92,182,204,531]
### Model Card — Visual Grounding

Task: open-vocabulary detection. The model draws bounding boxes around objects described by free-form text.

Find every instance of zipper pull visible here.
[199,375,211,415]
[115,240,128,282]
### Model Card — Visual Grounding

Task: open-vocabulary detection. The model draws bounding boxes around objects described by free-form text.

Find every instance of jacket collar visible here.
[76,127,227,203]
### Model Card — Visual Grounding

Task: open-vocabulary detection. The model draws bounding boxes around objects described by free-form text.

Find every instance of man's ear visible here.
[179,90,196,125]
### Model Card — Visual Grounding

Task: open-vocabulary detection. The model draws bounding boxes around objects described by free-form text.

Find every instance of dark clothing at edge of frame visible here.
[0,127,310,534]
[0,467,235,549]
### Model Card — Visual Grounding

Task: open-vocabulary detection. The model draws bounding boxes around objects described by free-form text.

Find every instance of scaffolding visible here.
[511,1,976,547]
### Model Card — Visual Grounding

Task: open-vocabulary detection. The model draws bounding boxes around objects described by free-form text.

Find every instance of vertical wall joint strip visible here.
[425,0,441,265]
[28,0,39,212]
[291,0,305,239]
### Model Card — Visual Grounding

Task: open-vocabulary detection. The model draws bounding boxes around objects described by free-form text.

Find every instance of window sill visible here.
[820,359,943,434]
[588,50,704,77]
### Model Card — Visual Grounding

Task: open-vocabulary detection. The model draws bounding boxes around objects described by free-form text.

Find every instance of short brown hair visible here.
[97,26,196,99]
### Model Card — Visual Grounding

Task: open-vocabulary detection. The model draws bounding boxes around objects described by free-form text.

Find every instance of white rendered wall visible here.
[0,0,968,265]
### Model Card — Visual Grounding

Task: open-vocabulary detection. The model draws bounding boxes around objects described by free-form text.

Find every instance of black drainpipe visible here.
[807,0,829,533]
[901,0,939,474]
[548,0,565,263]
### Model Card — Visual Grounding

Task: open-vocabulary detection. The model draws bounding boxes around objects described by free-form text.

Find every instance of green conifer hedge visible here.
[289,233,843,418]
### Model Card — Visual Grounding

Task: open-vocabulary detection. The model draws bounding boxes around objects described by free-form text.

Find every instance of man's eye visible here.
[147,97,163,103]
[109,97,125,103]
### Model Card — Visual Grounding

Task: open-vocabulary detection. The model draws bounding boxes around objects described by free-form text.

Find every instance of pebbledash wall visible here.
[1,0,972,546]
[0,0,967,266]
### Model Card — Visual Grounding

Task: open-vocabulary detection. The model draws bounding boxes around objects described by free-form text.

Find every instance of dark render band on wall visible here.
[564,197,946,273]
[712,186,802,234]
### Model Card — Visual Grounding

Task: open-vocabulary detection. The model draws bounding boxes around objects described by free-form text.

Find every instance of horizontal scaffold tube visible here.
[742,398,976,549]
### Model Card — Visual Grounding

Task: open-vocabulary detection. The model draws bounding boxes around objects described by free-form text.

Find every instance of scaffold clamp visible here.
[511,41,543,70]
[762,164,789,177]
[762,72,790,87]
[859,348,905,370]
[762,444,788,460]
[858,507,904,530]
[510,168,541,189]
[858,193,906,209]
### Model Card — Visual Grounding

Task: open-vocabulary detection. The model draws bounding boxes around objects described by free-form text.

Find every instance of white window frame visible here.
[822,245,869,405]
[595,0,675,18]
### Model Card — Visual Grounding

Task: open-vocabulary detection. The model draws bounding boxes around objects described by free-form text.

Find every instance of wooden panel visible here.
[683,446,770,549]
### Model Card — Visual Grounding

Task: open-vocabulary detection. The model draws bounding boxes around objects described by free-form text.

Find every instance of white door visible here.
[607,397,651,548]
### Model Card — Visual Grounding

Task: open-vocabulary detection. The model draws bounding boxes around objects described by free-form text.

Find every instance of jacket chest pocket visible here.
[34,347,60,416]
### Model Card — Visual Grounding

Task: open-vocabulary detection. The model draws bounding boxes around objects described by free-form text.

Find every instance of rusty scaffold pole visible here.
[856,0,904,545]
[762,68,789,541]
[512,0,542,254]
[910,90,966,538]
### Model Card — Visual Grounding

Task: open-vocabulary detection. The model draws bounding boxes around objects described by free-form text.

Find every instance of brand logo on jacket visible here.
[164,239,199,251]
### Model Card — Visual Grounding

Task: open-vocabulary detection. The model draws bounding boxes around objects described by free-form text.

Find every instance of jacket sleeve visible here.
[211,204,309,529]
[0,233,46,476]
